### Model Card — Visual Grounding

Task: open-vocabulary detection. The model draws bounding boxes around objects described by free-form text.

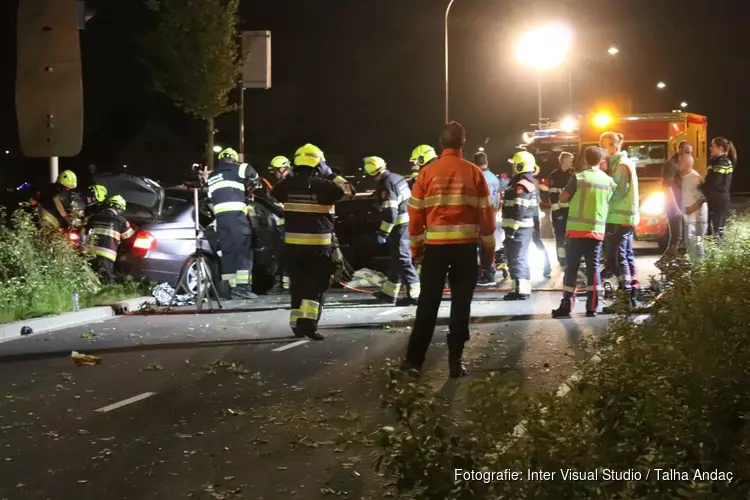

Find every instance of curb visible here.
[0,296,154,344]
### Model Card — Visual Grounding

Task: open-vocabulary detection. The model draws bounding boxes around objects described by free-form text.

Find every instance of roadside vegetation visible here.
[377,215,750,499]
[0,210,149,324]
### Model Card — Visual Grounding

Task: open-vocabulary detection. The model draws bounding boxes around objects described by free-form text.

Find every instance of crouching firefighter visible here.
[207,147,258,300]
[502,151,539,301]
[85,195,134,284]
[364,156,420,305]
[271,143,349,341]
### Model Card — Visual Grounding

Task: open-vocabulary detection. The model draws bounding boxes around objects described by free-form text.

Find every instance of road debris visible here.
[71,351,101,366]
[143,362,164,371]
[80,330,98,341]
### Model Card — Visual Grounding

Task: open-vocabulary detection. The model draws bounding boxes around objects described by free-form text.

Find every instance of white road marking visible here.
[376,307,400,317]
[272,340,309,352]
[95,392,156,413]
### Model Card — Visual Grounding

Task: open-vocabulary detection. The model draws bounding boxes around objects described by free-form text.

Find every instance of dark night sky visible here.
[1,0,748,189]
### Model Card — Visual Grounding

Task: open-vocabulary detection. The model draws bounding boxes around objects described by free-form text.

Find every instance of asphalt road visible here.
[0,241,661,499]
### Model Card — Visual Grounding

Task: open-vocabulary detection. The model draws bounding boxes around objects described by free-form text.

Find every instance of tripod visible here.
[166,187,223,311]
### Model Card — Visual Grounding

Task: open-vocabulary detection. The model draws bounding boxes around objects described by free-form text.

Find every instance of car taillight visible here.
[68,231,80,241]
[131,230,157,258]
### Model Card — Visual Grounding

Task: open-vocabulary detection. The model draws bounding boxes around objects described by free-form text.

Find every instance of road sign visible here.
[241,31,271,89]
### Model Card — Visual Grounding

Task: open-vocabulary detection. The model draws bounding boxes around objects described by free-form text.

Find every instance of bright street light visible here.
[514,22,573,70]
[213,145,222,153]
[607,46,619,56]
[657,82,667,89]
[680,101,688,108]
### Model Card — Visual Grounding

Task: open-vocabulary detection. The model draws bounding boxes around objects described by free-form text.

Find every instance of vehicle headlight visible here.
[640,192,665,216]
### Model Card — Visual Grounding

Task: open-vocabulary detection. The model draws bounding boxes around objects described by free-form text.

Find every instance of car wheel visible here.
[178,255,219,295]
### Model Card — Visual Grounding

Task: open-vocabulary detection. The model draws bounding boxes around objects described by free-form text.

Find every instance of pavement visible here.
[0,240,661,499]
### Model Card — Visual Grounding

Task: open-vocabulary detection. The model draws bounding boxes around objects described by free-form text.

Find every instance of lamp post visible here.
[444,0,456,124]
[514,22,573,127]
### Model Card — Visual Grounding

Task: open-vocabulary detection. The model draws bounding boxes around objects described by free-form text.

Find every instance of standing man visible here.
[403,122,495,378]
[600,132,640,313]
[408,145,438,189]
[474,151,502,286]
[271,144,347,341]
[548,152,575,268]
[502,151,539,301]
[679,154,708,260]
[85,195,135,284]
[552,147,616,318]
[207,147,258,300]
[662,141,692,255]
[364,156,420,305]
[269,155,292,290]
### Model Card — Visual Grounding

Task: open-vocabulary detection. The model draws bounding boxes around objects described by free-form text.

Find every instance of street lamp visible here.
[657,81,667,89]
[514,22,573,126]
[444,0,457,124]
[680,101,688,108]
[607,46,619,56]
[213,145,222,153]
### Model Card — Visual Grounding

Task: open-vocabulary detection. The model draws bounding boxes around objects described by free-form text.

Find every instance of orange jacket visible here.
[407,148,496,260]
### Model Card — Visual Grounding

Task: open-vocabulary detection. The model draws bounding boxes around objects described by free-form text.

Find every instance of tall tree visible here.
[142,0,240,169]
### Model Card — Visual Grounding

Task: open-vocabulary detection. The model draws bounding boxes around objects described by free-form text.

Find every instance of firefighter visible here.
[502,151,539,301]
[84,184,108,218]
[552,147,616,318]
[408,144,438,189]
[36,170,78,229]
[364,156,420,305]
[600,132,640,313]
[548,152,575,267]
[531,165,552,278]
[315,155,357,199]
[403,122,495,378]
[85,195,135,284]
[271,143,349,341]
[269,155,291,291]
[207,147,258,300]
[702,137,737,241]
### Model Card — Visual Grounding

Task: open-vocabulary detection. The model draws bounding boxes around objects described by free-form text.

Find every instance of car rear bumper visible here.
[635,214,669,241]
[118,253,184,286]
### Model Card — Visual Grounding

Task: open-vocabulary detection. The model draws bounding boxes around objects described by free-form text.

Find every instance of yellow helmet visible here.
[218,148,239,162]
[107,195,126,211]
[270,155,291,169]
[511,151,536,174]
[410,145,437,167]
[294,143,324,167]
[89,184,108,203]
[363,156,386,176]
[57,170,77,189]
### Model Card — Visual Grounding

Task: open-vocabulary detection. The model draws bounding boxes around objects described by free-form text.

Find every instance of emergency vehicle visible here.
[578,111,708,250]
[522,118,581,177]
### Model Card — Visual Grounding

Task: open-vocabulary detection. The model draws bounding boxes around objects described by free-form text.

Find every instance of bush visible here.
[377,215,750,499]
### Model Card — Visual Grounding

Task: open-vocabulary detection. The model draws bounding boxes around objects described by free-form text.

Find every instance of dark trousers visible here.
[286,245,334,335]
[605,224,637,290]
[216,212,253,287]
[667,215,684,250]
[551,209,568,266]
[532,215,552,273]
[707,196,730,241]
[384,224,420,297]
[562,238,602,312]
[506,227,533,281]
[405,244,478,368]
[92,257,116,285]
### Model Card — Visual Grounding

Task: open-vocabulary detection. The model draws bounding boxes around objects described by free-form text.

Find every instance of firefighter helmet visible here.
[511,151,536,174]
[270,155,291,169]
[294,144,324,167]
[88,184,107,203]
[410,145,437,167]
[107,195,126,211]
[217,148,239,162]
[363,156,386,176]
[57,170,78,189]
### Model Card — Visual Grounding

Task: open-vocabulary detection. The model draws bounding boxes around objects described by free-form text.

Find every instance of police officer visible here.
[269,155,292,291]
[271,144,349,341]
[408,145,438,189]
[703,137,737,241]
[36,170,78,229]
[364,156,420,305]
[502,151,539,301]
[84,184,108,218]
[548,152,575,267]
[85,195,135,284]
[207,147,259,300]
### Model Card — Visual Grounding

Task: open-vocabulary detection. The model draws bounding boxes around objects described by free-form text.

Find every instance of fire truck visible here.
[578,111,709,250]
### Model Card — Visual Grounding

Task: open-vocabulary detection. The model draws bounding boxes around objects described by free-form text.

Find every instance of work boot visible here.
[503,291,529,301]
[448,346,467,378]
[372,290,398,305]
[292,327,305,338]
[232,285,257,300]
[305,331,324,341]
[586,311,597,318]
[551,299,572,318]
[399,359,421,377]
[396,296,419,306]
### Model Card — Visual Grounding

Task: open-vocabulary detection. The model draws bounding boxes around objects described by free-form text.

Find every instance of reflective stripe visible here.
[238,163,248,179]
[503,198,538,207]
[502,218,534,230]
[285,232,332,245]
[709,165,733,174]
[87,246,117,261]
[299,299,320,320]
[382,192,410,208]
[91,228,121,240]
[221,273,236,282]
[289,309,301,327]
[549,187,562,193]
[236,270,251,285]
[213,202,247,214]
[279,218,285,226]
[284,202,335,214]
[380,221,394,233]
[479,233,495,248]
[425,224,478,242]
[122,227,135,240]
[38,208,61,228]
[408,196,424,210]
[557,247,566,259]
[382,281,401,298]
[207,180,245,195]
[551,202,570,211]
[394,213,409,225]
[408,283,421,298]
[562,285,576,293]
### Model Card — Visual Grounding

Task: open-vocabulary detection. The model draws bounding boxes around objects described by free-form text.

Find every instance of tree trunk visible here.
[206,116,215,170]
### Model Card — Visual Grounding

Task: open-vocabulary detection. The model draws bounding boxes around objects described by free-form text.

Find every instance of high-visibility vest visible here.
[566,169,616,237]
[606,153,639,225]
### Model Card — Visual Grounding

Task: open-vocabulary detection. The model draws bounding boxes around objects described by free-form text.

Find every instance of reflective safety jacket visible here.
[548,168,574,212]
[566,169,616,240]
[207,159,257,215]
[703,154,733,199]
[501,174,538,232]
[36,183,74,229]
[271,167,345,246]
[85,207,135,262]
[606,152,639,226]
[407,148,496,259]
[376,171,410,234]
